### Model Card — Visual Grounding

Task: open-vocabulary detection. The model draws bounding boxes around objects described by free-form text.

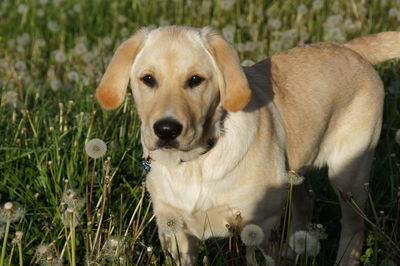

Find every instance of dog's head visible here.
[96,26,251,153]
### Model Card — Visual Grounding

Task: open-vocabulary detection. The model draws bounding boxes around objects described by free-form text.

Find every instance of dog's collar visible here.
[141,138,216,173]
[141,156,152,173]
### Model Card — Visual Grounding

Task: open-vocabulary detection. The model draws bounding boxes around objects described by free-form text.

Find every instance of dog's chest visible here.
[146,162,250,238]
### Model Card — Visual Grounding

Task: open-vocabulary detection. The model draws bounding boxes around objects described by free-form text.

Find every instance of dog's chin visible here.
[144,139,208,163]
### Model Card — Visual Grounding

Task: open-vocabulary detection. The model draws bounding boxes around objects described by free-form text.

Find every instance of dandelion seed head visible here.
[297,4,308,16]
[61,208,80,228]
[103,236,127,260]
[36,244,52,259]
[268,18,282,30]
[85,138,107,159]
[0,225,4,240]
[62,189,85,209]
[47,21,60,33]
[157,214,184,234]
[325,14,343,28]
[73,4,81,13]
[120,27,129,37]
[219,0,235,11]
[3,91,19,106]
[241,59,255,67]
[395,129,400,145]
[15,61,27,71]
[287,170,305,185]
[222,24,235,43]
[73,43,87,55]
[117,15,127,23]
[0,202,24,223]
[312,0,324,10]
[270,40,283,52]
[288,230,321,256]
[53,50,67,63]
[240,224,265,246]
[50,79,61,91]
[17,33,31,46]
[102,37,112,46]
[17,4,29,14]
[36,39,47,48]
[389,7,398,18]
[66,71,79,82]
[264,255,276,266]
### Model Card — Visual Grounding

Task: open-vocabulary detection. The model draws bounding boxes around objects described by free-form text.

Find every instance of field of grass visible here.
[0,0,399,265]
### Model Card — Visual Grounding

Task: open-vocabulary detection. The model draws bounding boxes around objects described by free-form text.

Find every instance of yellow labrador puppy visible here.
[96,26,400,265]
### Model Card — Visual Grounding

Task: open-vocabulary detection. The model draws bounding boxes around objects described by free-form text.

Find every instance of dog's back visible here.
[244,32,399,265]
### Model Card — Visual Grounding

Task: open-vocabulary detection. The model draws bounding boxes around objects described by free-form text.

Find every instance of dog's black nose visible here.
[153,118,183,142]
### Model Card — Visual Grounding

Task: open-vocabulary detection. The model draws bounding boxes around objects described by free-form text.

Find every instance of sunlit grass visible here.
[0,0,399,265]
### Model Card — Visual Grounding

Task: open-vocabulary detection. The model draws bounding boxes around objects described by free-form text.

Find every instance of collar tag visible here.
[141,156,152,173]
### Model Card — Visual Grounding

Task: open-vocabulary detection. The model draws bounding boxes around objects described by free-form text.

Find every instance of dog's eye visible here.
[187,75,204,88]
[141,75,157,88]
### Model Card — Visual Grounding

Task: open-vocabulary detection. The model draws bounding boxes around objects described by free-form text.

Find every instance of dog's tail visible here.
[344,31,400,65]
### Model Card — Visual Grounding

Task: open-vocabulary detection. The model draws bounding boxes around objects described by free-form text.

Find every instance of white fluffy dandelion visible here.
[0,202,25,223]
[297,4,308,16]
[241,59,255,67]
[17,4,29,14]
[395,129,400,145]
[240,224,265,246]
[66,71,80,83]
[157,214,184,234]
[11,231,23,246]
[102,37,112,46]
[62,189,85,209]
[287,170,305,186]
[312,0,324,10]
[103,236,127,259]
[219,0,235,11]
[268,18,282,30]
[288,230,321,256]
[73,43,87,55]
[0,225,4,240]
[61,207,80,228]
[264,255,276,266]
[53,50,67,63]
[222,24,235,43]
[35,244,53,260]
[47,21,60,33]
[49,79,61,91]
[85,138,107,159]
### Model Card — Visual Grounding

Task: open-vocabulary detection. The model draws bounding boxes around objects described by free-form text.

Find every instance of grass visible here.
[0,0,399,265]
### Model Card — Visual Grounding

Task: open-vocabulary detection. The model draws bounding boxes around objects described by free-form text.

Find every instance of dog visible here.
[96,26,400,265]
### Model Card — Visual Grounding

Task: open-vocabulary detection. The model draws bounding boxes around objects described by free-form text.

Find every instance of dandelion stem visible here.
[18,242,23,266]
[70,211,76,266]
[0,219,11,266]
[7,246,14,266]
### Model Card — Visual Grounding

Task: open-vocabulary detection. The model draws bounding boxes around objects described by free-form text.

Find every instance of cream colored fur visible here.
[96,26,400,265]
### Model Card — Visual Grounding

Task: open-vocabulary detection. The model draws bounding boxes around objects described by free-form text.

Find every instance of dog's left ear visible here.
[201,27,251,112]
[96,28,149,110]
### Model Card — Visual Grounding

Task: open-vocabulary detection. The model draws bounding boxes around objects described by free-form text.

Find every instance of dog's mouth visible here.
[156,140,179,150]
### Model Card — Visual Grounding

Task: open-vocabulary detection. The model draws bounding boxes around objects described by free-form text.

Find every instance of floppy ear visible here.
[96,29,148,110]
[201,27,251,112]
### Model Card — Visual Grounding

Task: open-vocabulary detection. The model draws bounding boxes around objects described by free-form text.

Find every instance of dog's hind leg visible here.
[326,115,382,265]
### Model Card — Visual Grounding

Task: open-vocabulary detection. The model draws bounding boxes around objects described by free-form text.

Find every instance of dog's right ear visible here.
[96,29,149,110]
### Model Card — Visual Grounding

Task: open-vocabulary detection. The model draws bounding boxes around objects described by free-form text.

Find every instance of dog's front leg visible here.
[159,231,199,265]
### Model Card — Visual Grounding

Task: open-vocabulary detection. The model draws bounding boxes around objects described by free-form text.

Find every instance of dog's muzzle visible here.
[153,118,183,148]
